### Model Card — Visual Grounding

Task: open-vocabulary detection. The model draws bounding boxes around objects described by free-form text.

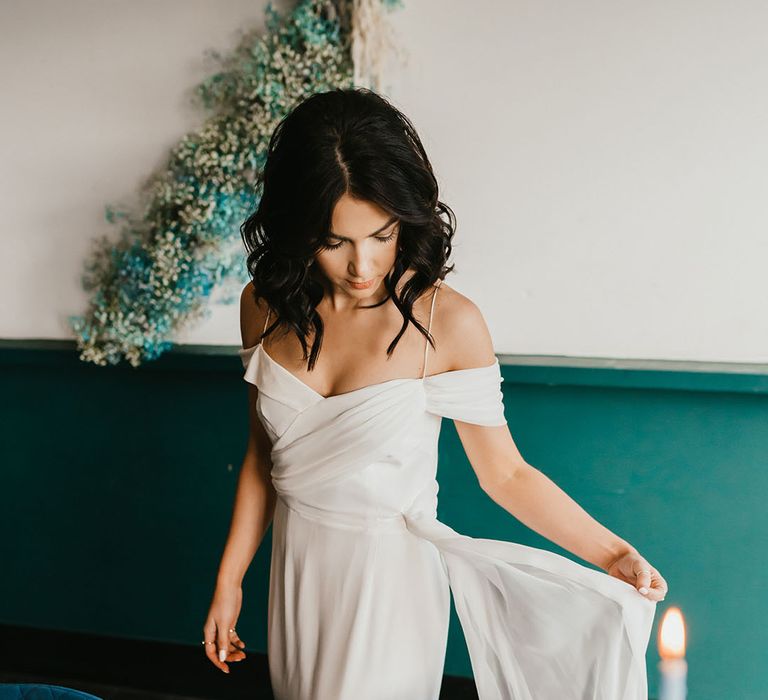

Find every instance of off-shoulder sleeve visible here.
[238,345,256,367]
[237,345,260,386]
[423,359,506,426]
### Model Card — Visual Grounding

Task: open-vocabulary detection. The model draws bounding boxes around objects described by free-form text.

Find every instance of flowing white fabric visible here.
[238,342,657,700]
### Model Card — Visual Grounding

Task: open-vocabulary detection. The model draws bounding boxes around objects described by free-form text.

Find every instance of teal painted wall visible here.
[2,342,766,699]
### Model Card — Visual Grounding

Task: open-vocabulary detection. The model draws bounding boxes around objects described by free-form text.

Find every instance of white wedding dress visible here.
[238,281,657,700]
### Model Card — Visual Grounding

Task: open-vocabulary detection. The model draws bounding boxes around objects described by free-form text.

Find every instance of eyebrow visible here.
[327,216,398,242]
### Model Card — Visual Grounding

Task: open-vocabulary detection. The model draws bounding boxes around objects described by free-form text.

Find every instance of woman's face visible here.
[314,192,400,298]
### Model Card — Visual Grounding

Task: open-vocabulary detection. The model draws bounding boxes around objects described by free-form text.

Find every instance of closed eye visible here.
[321,231,397,250]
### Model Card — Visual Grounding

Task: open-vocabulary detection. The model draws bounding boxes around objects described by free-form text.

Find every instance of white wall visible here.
[2,0,766,363]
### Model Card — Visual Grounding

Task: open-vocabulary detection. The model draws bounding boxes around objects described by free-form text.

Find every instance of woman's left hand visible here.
[604,550,668,602]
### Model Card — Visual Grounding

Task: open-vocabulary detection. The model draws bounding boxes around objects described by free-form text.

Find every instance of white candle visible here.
[658,606,687,700]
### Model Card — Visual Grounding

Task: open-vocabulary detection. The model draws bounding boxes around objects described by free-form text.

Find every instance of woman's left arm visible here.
[436,288,667,600]
[456,421,668,602]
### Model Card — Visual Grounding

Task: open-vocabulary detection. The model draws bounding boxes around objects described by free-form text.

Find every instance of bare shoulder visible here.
[431,281,497,371]
[239,281,270,349]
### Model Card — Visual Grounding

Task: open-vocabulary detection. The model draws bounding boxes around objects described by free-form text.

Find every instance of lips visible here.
[348,278,375,289]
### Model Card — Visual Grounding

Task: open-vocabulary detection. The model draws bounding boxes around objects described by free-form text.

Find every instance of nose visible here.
[348,246,375,279]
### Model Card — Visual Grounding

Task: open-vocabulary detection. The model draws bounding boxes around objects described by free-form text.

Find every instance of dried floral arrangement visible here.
[69,0,404,366]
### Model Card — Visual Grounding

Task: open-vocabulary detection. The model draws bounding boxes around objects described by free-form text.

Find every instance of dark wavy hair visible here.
[240,87,456,371]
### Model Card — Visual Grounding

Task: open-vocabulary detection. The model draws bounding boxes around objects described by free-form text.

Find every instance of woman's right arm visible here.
[203,283,277,673]
[214,387,277,585]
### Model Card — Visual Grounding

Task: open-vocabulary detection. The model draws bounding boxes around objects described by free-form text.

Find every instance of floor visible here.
[0,669,479,700]
[0,625,479,700]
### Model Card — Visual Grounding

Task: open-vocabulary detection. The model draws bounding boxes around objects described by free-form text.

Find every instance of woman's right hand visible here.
[203,582,247,673]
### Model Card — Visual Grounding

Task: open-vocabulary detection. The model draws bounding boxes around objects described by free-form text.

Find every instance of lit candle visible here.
[658,606,687,700]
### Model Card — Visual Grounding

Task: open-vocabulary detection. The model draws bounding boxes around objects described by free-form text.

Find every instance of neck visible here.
[314,272,401,312]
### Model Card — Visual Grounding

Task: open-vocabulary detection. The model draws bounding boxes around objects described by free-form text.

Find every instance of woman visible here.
[203,87,668,700]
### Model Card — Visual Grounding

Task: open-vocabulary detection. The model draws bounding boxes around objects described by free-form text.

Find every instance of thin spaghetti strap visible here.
[421,279,442,379]
[261,306,271,339]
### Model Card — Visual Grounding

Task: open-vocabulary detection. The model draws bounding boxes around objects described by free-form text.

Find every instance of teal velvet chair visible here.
[0,685,102,700]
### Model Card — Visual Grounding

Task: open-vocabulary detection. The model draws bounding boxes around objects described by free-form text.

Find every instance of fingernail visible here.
[639,587,648,594]
[219,649,227,662]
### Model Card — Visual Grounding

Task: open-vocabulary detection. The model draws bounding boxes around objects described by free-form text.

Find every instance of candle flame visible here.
[658,606,686,659]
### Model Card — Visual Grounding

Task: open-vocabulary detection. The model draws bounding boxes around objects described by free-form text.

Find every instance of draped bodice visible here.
[237,341,507,529]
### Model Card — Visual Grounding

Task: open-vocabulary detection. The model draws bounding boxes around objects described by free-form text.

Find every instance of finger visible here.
[230,644,246,659]
[634,566,653,595]
[651,574,668,600]
[225,629,247,662]
[217,623,231,672]
[229,627,246,650]
[203,619,226,672]
[639,572,667,601]
[227,648,247,662]
[645,586,666,602]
